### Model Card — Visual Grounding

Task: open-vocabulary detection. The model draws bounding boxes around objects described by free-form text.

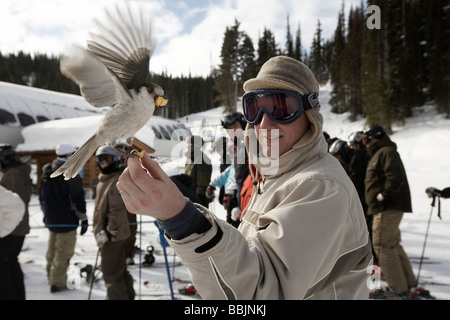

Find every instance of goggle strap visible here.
[302,92,320,111]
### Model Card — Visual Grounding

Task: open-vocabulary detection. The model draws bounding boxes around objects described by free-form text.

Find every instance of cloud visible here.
[0,0,362,76]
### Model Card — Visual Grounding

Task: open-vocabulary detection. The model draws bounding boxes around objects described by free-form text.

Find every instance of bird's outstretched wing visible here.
[87,3,155,90]
[60,45,119,108]
[60,2,155,108]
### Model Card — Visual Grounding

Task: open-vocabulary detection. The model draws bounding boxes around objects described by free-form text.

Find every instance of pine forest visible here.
[0,1,449,131]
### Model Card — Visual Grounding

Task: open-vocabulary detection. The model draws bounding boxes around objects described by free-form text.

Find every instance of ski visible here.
[411,260,441,265]
[127,261,183,268]
[409,256,429,260]
[420,281,450,286]
[173,277,191,284]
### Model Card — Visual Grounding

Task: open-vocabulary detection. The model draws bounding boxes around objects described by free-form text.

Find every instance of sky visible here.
[0,0,363,77]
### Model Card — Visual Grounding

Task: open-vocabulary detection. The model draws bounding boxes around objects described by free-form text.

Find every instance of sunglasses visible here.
[242,89,320,125]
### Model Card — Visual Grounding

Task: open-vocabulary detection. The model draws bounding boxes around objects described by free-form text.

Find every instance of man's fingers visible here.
[128,151,170,183]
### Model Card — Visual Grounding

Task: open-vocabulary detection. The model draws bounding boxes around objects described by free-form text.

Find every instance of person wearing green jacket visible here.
[363,125,416,297]
[184,135,212,208]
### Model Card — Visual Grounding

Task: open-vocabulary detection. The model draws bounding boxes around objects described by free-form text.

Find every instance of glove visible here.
[231,207,241,221]
[80,220,88,236]
[376,191,388,211]
[95,230,108,248]
[205,185,215,200]
[376,191,389,202]
[223,194,234,210]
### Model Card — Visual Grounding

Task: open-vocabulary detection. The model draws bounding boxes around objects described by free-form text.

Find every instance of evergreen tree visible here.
[214,20,241,112]
[257,28,279,70]
[294,23,302,62]
[239,33,257,91]
[329,3,348,114]
[285,14,294,58]
[362,0,390,130]
[310,20,328,85]
[345,4,365,120]
[426,0,450,116]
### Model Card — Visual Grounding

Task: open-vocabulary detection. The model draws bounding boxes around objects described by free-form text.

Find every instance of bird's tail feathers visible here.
[50,135,101,180]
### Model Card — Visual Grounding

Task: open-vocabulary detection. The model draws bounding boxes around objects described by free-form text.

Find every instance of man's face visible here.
[363,137,379,148]
[255,112,309,157]
[97,155,114,168]
[227,121,242,131]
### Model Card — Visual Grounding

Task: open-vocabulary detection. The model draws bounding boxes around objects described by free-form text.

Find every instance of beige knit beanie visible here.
[243,56,323,142]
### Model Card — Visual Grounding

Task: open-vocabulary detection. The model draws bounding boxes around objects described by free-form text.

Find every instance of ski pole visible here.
[138,214,142,300]
[88,247,101,300]
[414,195,435,297]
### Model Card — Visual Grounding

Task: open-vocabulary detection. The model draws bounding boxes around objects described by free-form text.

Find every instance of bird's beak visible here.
[155,96,168,107]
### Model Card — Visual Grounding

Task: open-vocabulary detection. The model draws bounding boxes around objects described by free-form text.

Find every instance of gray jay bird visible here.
[51,2,167,180]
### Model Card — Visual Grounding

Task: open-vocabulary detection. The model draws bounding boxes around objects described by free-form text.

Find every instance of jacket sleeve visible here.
[166,178,370,299]
[0,186,25,238]
[379,148,406,197]
[210,166,230,188]
[68,176,87,220]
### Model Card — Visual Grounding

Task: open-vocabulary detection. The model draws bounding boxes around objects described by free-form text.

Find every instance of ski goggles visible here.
[95,154,119,166]
[242,89,320,125]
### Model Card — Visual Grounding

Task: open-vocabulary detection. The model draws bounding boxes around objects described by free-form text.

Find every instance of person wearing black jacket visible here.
[39,143,87,293]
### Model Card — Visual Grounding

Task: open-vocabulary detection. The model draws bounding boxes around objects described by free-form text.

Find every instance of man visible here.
[363,124,416,297]
[220,111,250,223]
[0,143,32,300]
[39,143,88,293]
[93,146,134,300]
[117,56,372,299]
[184,135,212,207]
[115,141,137,266]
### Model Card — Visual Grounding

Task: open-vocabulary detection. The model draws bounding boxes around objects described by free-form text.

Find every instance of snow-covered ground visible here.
[18,82,450,300]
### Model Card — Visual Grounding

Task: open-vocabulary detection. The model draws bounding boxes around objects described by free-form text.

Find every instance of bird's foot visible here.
[115,147,145,159]
[130,149,145,159]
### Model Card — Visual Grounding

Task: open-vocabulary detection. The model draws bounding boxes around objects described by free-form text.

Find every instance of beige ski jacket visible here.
[168,112,372,299]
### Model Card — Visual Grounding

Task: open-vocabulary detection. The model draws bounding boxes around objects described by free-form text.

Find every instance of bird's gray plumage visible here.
[51,2,166,180]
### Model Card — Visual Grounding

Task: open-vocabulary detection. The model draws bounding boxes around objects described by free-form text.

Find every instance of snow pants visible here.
[0,235,26,300]
[372,210,416,293]
[125,211,137,260]
[46,229,77,288]
[101,240,135,300]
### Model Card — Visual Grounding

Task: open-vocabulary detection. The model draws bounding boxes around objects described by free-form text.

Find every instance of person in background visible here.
[93,146,134,300]
[206,161,240,228]
[39,143,88,293]
[329,139,367,212]
[0,143,32,300]
[363,124,418,298]
[116,56,372,300]
[184,135,212,208]
[0,185,25,239]
[347,130,375,263]
[212,135,231,173]
[329,138,376,263]
[211,136,231,206]
[221,112,250,222]
[115,141,137,266]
